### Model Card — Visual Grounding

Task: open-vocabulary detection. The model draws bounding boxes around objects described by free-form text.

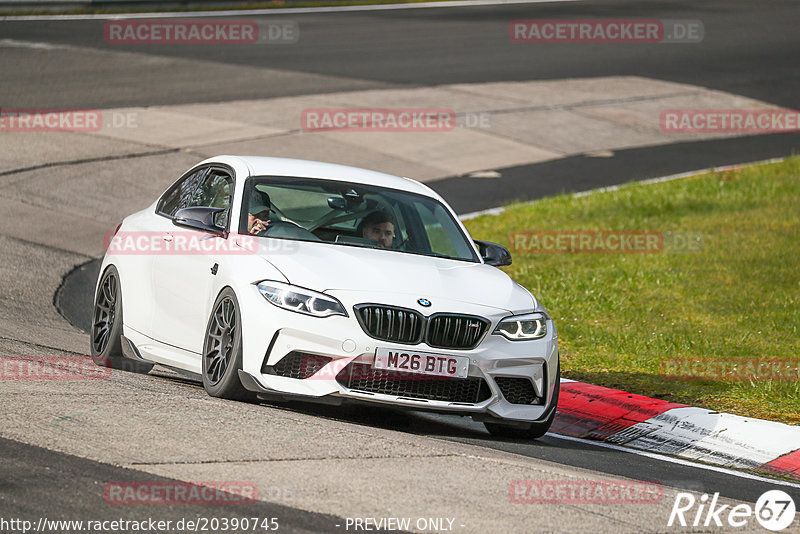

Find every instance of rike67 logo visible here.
[668,490,796,531]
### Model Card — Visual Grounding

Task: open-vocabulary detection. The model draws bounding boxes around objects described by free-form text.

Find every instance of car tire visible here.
[201,288,254,401]
[484,362,560,440]
[90,265,153,374]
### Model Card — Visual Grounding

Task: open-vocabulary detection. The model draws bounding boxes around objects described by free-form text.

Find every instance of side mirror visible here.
[173,207,227,237]
[475,240,512,267]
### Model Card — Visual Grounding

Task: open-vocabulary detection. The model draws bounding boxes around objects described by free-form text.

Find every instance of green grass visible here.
[464,157,800,424]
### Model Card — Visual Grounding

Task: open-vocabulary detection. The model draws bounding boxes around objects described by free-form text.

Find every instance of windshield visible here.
[239,176,480,263]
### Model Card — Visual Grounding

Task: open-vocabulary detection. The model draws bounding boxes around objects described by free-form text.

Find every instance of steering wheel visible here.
[255,220,300,237]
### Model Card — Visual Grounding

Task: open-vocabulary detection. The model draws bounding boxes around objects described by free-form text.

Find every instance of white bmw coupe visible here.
[91,156,560,438]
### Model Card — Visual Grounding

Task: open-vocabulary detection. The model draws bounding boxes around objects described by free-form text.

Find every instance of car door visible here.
[141,166,209,339]
[151,166,235,354]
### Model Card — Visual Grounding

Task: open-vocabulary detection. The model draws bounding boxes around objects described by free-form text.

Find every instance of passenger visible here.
[247,191,271,235]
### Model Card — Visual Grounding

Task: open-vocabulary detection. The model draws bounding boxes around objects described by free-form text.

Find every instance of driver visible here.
[247,191,271,235]
[359,210,395,248]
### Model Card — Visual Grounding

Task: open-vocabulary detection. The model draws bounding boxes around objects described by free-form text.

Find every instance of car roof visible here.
[206,155,440,200]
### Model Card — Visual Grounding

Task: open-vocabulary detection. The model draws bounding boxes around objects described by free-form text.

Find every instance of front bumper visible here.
[239,287,559,423]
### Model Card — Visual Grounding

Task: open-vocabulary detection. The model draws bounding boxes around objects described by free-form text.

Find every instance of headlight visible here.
[256,281,347,318]
[494,312,548,341]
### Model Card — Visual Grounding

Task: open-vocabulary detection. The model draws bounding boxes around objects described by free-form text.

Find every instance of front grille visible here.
[427,314,489,349]
[336,362,492,404]
[354,305,489,349]
[267,352,332,379]
[355,305,424,344]
[495,377,542,405]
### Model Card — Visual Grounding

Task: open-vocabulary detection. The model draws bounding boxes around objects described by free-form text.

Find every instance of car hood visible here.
[258,240,536,314]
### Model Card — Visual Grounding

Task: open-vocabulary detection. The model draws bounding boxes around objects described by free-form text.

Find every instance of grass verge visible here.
[464,157,800,424]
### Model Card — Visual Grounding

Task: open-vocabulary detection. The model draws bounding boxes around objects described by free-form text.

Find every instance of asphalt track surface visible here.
[2,0,800,109]
[434,132,800,213]
[4,0,800,531]
[0,436,351,534]
[54,239,800,525]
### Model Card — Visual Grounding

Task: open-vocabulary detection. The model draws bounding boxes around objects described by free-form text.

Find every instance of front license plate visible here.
[373,348,470,379]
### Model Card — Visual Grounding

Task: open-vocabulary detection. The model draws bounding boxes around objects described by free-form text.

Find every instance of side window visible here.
[189,170,234,228]
[158,168,208,217]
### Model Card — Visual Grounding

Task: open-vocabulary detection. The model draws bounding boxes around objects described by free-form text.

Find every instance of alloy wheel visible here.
[204,297,237,385]
[92,272,117,354]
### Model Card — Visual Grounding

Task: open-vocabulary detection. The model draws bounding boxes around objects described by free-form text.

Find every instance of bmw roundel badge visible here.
[417,298,432,307]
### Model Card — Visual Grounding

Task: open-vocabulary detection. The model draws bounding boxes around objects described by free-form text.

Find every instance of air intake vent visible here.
[495,377,542,405]
[336,363,492,404]
[267,352,332,379]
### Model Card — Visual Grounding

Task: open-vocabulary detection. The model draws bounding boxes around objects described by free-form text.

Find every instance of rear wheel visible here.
[484,362,560,439]
[90,265,153,373]
[201,288,253,401]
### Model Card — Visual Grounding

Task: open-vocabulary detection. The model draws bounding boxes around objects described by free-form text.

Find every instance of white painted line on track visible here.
[1,0,582,21]
[571,156,788,198]
[547,433,800,491]
[0,38,67,49]
[460,206,507,220]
